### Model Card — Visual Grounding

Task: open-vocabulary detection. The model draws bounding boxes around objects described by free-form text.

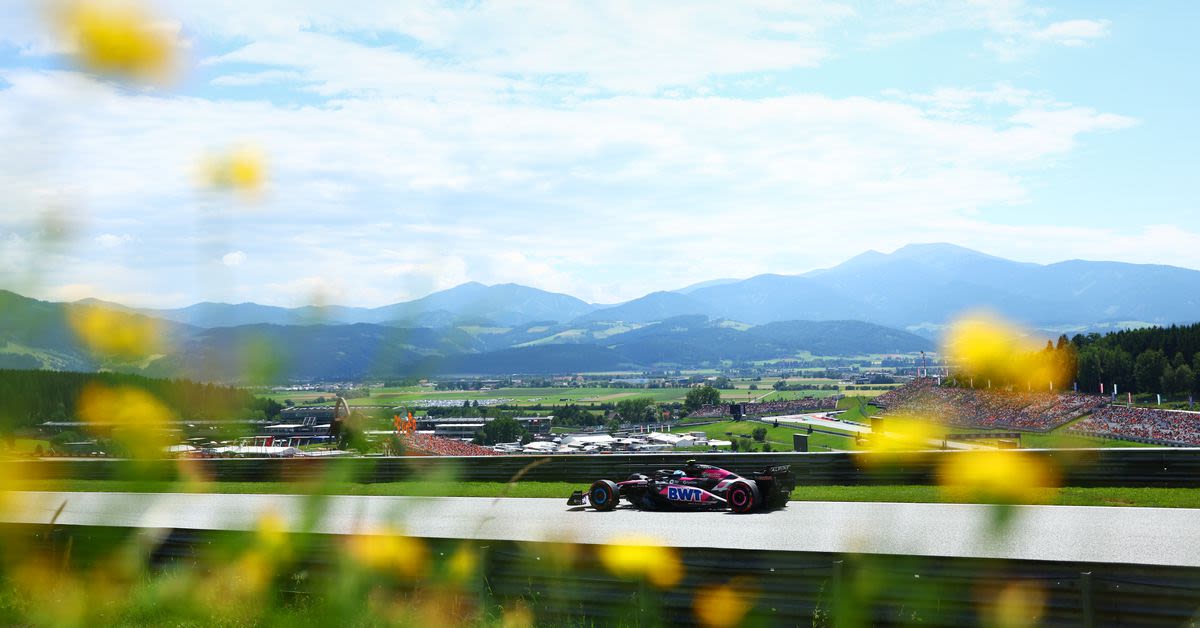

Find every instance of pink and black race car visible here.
[569,460,795,514]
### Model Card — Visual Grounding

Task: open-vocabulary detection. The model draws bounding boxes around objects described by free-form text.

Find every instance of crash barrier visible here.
[1069,430,1193,448]
[21,525,1200,625]
[10,447,1200,487]
[951,432,1022,441]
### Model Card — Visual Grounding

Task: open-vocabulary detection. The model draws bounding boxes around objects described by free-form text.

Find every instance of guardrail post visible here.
[831,559,844,626]
[1080,571,1094,628]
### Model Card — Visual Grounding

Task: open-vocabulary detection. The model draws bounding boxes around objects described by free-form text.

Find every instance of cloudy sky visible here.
[1,1,1197,308]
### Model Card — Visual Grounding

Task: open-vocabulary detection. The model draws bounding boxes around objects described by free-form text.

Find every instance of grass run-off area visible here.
[681,420,863,452]
[9,480,1200,509]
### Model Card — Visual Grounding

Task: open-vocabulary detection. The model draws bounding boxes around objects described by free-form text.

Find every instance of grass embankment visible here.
[10,480,1200,508]
[683,420,861,452]
[9,480,579,499]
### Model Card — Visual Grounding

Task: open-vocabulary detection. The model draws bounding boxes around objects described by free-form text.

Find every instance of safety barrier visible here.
[9,447,1200,487]
[19,525,1200,626]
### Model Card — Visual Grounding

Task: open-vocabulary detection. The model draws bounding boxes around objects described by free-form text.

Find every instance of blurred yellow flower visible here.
[599,536,683,588]
[446,544,478,582]
[10,559,89,625]
[944,312,1069,391]
[52,0,178,83]
[500,602,535,628]
[256,510,290,555]
[694,578,756,627]
[203,145,267,194]
[345,528,428,578]
[77,383,172,458]
[938,450,1058,504]
[865,417,942,455]
[235,551,274,594]
[985,581,1046,628]
[68,305,163,360]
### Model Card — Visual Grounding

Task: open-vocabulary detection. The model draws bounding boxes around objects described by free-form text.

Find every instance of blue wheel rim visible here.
[592,488,608,504]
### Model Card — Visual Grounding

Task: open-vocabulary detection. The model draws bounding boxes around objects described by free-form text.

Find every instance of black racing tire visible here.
[589,479,619,512]
[726,481,760,514]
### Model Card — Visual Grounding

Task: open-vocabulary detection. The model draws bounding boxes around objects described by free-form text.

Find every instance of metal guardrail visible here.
[9,447,1200,487]
[21,525,1200,626]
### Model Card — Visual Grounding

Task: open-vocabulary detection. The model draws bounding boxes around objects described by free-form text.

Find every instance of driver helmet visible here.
[672,470,685,481]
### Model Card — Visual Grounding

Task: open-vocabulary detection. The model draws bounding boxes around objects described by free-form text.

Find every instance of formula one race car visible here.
[568,460,795,514]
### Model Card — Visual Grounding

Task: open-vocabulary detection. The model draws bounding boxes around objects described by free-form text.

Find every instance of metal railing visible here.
[9,447,1200,487]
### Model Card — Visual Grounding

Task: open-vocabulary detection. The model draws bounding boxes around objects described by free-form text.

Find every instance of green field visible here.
[9,480,1200,509]
[0,439,50,455]
[681,420,862,452]
[266,380,862,409]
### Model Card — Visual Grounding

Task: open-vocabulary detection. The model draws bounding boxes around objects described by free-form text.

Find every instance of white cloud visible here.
[0,2,1166,310]
[95,233,134,248]
[0,64,1146,306]
[864,1,1110,59]
[1032,19,1110,46]
[188,1,850,96]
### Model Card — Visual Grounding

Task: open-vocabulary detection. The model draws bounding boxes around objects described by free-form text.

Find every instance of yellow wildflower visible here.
[694,578,756,627]
[938,450,1058,504]
[77,384,172,458]
[599,535,683,588]
[68,305,163,360]
[345,528,428,578]
[53,0,178,83]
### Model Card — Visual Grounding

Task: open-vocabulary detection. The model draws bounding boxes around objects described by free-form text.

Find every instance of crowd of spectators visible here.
[401,432,504,456]
[688,396,840,419]
[1068,406,1200,446]
[876,379,1106,432]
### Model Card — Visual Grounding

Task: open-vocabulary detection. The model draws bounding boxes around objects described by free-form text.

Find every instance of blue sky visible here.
[1,1,1197,308]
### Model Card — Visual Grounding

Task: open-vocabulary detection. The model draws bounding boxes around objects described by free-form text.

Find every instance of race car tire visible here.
[726,481,760,514]
[589,479,619,512]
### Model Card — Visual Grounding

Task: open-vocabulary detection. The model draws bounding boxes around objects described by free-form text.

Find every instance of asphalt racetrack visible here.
[5,491,1199,567]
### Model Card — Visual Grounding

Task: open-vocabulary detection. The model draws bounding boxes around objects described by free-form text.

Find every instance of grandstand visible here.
[1069,406,1200,446]
[877,378,1200,447]
[876,378,1105,432]
[400,432,504,456]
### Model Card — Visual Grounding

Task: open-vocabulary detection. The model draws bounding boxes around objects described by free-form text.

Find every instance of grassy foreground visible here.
[9,480,1200,508]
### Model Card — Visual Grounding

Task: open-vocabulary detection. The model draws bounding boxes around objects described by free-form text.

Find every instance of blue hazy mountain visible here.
[93,243,1200,333]
[646,243,1200,333]
[132,282,596,328]
[574,291,709,324]
[7,243,1200,379]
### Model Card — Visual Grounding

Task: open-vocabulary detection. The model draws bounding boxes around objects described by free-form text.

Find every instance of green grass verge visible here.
[11,480,1200,508]
[682,420,861,452]
[792,485,1200,508]
[10,479,580,499]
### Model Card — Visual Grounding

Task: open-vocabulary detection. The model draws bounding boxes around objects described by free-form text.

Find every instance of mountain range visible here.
[76,243,1200,333]
[4,243,1199,380]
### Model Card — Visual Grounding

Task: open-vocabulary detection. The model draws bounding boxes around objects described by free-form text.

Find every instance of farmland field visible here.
[264,379,864,408]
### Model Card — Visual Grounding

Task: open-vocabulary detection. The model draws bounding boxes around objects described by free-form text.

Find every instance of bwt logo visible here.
[667,486,703,502]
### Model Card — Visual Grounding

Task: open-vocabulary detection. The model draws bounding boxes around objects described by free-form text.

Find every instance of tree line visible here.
[0,369,282,432]
[1074,324,1200,396]
[947,323,1200,397]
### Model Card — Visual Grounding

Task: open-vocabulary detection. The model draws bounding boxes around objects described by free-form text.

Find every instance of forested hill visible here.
[0,370,281,431]
[1073,323,1200,395]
